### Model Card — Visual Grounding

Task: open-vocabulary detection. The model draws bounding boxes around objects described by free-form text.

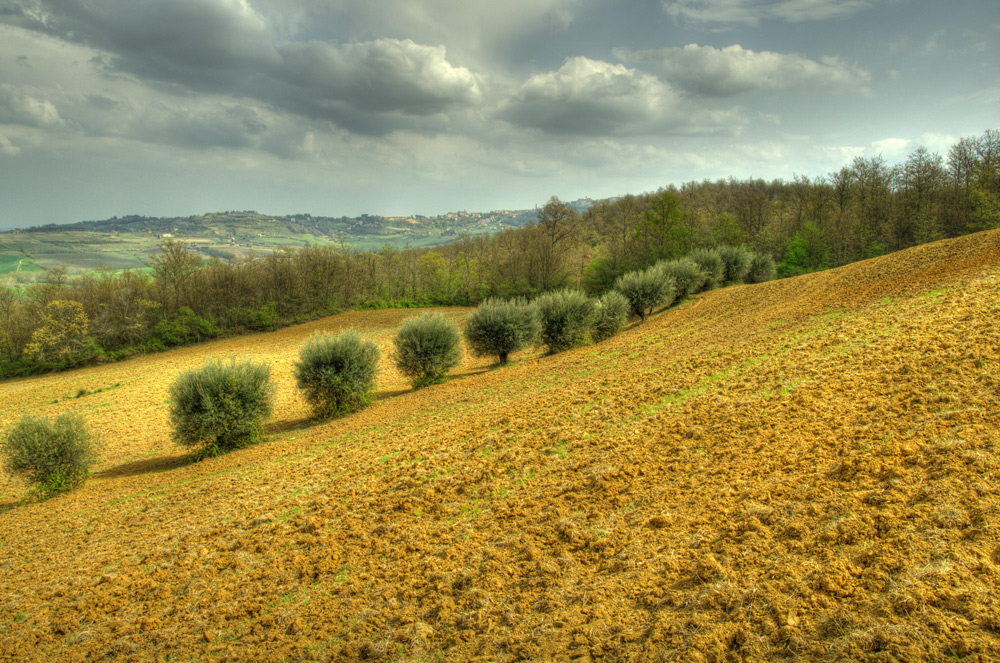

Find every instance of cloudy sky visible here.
[0,0,997,228]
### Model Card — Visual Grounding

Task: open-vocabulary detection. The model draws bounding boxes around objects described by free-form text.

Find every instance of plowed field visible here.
[1,231,999,662]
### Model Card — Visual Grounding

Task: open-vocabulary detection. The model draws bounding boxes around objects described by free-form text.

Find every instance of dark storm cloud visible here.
[271,38,481,134]
[0,0,278,83]
[0,0,481,136]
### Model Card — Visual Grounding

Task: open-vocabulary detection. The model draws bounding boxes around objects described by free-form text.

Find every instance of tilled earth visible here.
[1,231,999,662]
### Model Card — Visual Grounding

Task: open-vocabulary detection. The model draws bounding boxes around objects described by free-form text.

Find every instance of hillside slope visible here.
[1,231,999,662]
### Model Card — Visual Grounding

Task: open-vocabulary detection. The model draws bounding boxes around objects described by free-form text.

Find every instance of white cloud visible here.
[664,0,875,26]
[0,131,20,156]
[914,132,959,155]
[822,144,866,166]
[871,137,910,157]
[618,44,870,96]
[0,83,63,127]
[499,56,745,136]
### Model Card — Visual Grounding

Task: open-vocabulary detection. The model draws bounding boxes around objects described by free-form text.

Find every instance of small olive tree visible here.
[393,314,462,388]
[534,289,597,354]
[295,330,380,417]
[1,412,100,497]
[591,291,629,342]
[689,248,726,290]
[746,253,778,283]
[464,298,540,365]
[715,245,754,283]
[614,266,676,321]
[655,257,707,297]
[169,357,276,456]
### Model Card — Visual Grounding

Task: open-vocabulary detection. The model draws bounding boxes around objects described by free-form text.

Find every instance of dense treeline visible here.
[1,129,996,377]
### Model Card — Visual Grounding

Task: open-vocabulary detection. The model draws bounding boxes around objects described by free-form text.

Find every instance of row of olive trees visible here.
[166,287,633,459]
[2,247,771,496]
[613,245,776,321]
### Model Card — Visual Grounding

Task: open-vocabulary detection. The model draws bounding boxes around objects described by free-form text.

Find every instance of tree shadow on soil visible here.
[378,387,411,400]
[266,415,317,435]
[95,453,190,479]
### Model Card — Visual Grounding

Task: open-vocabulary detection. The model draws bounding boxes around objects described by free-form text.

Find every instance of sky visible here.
[0,0,997,229]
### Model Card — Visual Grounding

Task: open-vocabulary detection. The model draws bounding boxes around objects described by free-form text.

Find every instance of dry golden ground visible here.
[1,231,999,662]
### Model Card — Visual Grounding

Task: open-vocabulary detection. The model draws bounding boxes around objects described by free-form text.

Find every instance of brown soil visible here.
[1,231,999,662]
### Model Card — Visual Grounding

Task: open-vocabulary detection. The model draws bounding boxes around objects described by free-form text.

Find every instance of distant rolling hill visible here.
[1,203,585,275]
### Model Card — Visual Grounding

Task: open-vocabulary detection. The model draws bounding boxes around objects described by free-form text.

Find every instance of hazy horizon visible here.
[1,0,997,228]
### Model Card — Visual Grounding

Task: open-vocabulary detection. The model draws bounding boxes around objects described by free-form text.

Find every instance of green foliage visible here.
[534,289,597,354]
[169,357,276,455]
[464,297,540,365]
[582,253,616,294]
[393,314,461,388]
[591,290,629,342]
[236,302,278,331]
[746,253,778,284]
[152,306,218,347]
[709,214,745,247]
[1,412,99,497]
[715,245,754,283]
[654,257,707,297]
[614,266,676,321]
[778,223,830,278]
[639,190,693,263]
[295,330,380,417]
[689,248,726,290]
[24,300,100,366]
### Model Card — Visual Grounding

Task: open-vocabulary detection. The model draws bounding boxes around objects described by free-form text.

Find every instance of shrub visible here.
[716,245,754,283]
[1,412,99,496]
[534,289,597,354]
[464,297,540,365]
[655,257,707,297]
[747,253,778,283]
[689,248,726,290]
[778,223,830,278]
[614,266,676,321]
[236,302,278,331]
[169,357,275,455]
[393,314,461,388]
[153,306,218,347]
[295,330,380,417]
[591,291,629,342]
[24,300,104,367]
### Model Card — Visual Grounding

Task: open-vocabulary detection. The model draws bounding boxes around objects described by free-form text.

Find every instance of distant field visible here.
[0,232,154,274]
[0,252,44,275]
